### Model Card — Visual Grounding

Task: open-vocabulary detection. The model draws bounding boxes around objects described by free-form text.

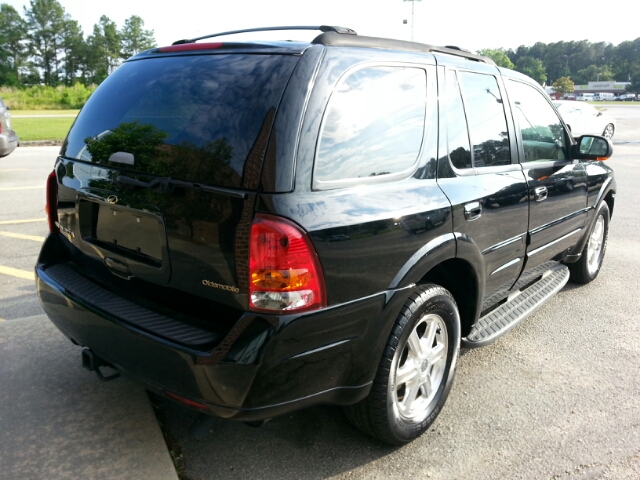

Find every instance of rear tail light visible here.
[249,214,326,313]
[158,42,223,53]
[164,391,209,411]
[45,170,59,234]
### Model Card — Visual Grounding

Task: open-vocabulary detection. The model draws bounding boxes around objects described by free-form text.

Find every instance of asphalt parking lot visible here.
[1,106,639,479]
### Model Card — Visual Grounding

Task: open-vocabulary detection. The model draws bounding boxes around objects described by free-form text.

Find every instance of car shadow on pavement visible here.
[151,393,401,480]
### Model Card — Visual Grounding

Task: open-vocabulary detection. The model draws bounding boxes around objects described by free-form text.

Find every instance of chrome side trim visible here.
[527,228,581,257]
[289,339,351,359]
[490,257,521,276]
[481,234,525,255]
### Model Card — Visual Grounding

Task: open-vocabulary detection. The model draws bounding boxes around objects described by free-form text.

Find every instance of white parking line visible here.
[0,265,34,280]
[0,218,47,225]
[0,231,45,242]
[0,186,45,191]
[0,169,28,172]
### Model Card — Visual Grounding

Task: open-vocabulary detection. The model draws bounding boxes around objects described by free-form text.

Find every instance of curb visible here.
[19,140,63,147]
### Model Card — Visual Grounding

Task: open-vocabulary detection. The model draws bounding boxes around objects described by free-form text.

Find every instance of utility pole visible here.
[403,0,422,42]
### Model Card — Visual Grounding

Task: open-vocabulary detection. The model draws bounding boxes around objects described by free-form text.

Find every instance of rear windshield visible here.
[61,53,299,189]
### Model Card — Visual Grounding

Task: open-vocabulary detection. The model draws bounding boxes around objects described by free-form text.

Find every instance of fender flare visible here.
[388,232,485,325]
[388,233,457,289]
[567,178,615,262]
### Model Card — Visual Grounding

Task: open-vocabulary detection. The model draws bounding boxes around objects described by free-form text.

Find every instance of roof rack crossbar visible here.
[172,25,357,45]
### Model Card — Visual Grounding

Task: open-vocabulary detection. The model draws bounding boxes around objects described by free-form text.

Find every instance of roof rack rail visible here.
[312,32,495,65]
[172,25,357,45]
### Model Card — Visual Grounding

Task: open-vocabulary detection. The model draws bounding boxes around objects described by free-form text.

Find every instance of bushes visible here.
[0,84,96,110]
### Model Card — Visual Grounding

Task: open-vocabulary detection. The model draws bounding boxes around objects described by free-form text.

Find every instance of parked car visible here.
[36,26,616,445]
[0,97,18,157]
[554,100,616,139]
[592,92,614,101]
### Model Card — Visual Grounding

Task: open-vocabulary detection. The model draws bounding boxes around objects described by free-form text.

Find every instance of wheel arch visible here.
[604,188,615,219]
[418,258,479,339]
[388,233,484,339]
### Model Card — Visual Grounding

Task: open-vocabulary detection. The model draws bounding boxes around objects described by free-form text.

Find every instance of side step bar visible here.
[463,265,570,348]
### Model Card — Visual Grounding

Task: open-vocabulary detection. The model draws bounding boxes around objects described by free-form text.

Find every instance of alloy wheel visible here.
[586,214,605,275]
[392,313,448,420]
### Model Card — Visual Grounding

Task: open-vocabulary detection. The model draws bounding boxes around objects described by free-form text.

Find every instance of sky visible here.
[4,0,639,53]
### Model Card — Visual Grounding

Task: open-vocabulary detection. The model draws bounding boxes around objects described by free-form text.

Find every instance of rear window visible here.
[61,54,299,189]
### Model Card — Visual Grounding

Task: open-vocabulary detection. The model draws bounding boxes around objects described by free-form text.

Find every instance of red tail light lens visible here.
[158,42,223,53]
[249,214,326,313]
[45,170,59,234]
[164,391,209,411]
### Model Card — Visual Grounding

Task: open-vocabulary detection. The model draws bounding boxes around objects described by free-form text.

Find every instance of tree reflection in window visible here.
[446,70,472,169]
[458,72,510,167]
[507,80,567,162]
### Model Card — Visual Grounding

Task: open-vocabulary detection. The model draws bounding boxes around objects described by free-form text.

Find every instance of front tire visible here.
[603,123,615,139]
[569,201,610,284]
[344,284,460,444]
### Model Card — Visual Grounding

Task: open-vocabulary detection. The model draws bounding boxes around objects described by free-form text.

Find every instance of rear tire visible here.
[344,284,460,444]
[569,201,609,284]
[603,123,615,139]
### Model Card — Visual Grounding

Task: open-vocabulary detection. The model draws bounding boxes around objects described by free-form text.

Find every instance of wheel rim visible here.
[603,124,614,138]
[586,214,605,275]
[392,313,448,420]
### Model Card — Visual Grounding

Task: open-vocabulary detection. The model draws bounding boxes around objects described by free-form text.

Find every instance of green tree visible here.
[0,4,28,86]
[612,38,640,82]
[24,0,68,85]
[61,18,85,85]
[552,76,575,97]
[120,15,156,59]
[86,15,121,84]
[626,69,640,94]
[572,64,614,85]
[477,48,514,69]
[515,56,547,85]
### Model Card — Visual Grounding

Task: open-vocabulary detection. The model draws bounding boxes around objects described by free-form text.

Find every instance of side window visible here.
[445,70,472,169]
[458,71,511,167]
[507,80,567,162]
[314,66,426,188]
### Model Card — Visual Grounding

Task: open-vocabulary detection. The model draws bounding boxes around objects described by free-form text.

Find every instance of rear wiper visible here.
[114,174,247,199]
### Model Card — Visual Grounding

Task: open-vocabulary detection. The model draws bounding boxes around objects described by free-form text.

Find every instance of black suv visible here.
[36,26,616,445]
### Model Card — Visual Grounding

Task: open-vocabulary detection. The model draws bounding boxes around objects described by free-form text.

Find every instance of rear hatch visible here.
[55,48,301,314]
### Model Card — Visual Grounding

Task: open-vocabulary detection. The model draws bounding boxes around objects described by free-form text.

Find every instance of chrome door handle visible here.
[464,201,482,221]
[534,186,548,202]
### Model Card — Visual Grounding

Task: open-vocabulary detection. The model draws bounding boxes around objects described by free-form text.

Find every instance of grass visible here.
[11,115,76,142]
[1,84,95,110]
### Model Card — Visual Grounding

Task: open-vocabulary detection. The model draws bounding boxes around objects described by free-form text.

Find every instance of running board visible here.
[462,265,570,348]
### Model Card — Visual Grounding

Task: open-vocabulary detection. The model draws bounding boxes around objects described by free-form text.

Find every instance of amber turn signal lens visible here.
[249,214,326,312]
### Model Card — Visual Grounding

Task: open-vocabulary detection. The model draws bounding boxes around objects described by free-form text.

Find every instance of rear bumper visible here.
[0,132,18,157]
[36,234,410,420]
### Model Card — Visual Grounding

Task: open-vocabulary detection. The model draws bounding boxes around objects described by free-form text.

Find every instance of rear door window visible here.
[506,80,568,162]
[458,71,511,167]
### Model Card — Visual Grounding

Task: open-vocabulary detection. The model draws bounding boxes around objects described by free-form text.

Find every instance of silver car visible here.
[0,97,19,157]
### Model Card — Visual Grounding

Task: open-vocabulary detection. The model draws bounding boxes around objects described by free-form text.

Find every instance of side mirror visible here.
[571,135,613,161]
[597,111,602,117]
